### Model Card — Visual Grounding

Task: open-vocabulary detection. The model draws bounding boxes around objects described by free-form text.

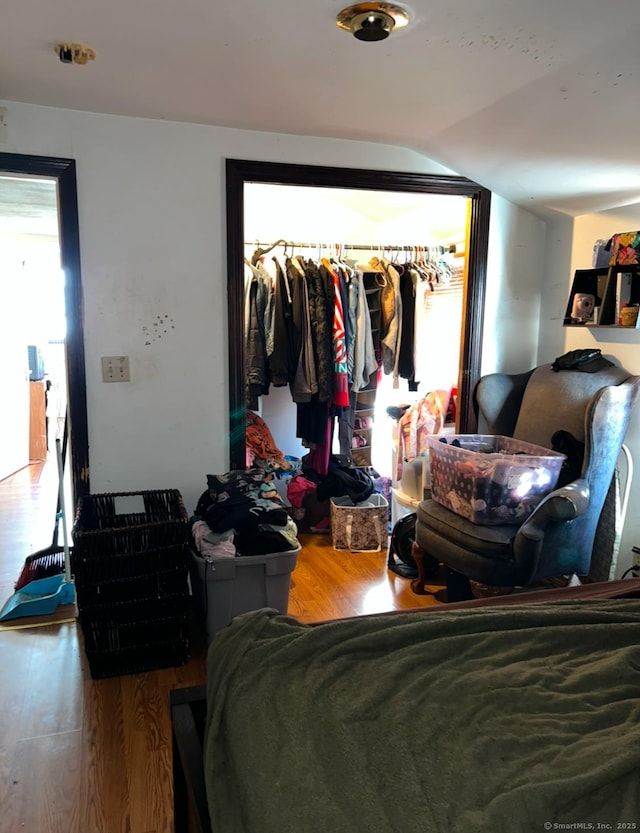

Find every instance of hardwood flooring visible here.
[0,460,444,833]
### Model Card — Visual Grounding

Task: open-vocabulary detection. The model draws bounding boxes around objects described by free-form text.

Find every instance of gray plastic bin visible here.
[190,543,300,643]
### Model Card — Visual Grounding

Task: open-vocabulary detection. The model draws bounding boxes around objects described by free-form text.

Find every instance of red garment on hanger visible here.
[326,261,350,407]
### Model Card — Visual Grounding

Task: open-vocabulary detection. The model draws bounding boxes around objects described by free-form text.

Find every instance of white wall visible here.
[538,214,575,361]
[482,194,547,375]
[0,99,542,515]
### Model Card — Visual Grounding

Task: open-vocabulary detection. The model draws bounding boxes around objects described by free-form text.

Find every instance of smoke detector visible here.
[54,42,96,65]
[336,3,410,42]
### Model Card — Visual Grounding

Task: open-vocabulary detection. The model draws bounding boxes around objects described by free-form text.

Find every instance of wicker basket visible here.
[79,595,190,679]
[75,552,188,610]
[72,489,190,678]
[72,489,188,562]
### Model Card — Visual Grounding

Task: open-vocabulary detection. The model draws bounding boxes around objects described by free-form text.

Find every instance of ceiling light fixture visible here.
[54,42,96,65]
[336,3,410,42]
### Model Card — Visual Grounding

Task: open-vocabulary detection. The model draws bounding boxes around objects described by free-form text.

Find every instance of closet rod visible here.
[245,241,458,253]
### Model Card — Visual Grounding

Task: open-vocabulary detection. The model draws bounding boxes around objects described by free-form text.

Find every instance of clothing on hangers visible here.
[243,239,461,473]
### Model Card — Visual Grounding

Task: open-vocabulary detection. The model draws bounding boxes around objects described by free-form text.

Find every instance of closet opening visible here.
[226,159,491,474]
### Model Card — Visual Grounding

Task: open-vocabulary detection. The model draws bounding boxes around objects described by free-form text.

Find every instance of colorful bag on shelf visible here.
[605,230,640,266]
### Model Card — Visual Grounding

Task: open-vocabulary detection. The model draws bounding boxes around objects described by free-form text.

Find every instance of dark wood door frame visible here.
[226,158,492,470]
[1,152,90,500]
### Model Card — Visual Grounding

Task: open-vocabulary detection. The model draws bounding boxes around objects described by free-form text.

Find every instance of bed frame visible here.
[170,684,210,833]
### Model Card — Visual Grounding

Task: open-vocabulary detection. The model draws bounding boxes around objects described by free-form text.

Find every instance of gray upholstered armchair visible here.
[412,360,640,601]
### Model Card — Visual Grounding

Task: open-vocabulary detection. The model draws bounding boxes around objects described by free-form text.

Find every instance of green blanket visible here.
[204,601,640,833]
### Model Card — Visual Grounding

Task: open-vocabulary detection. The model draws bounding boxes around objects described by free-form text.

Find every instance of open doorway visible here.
[225,159,492,470]
[0,155,89,588]
[222,159,491,616]
[242,182,471,481]
[0,175,66,478]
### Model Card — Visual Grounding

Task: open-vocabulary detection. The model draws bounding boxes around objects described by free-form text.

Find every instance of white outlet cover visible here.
[101,355,130,382]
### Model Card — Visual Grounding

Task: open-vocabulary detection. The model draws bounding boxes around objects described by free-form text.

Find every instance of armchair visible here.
[412,360,640,600]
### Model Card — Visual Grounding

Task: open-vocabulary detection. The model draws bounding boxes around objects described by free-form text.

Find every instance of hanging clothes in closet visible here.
[363,257,403,383]
[244,258,273,409]
[243,241,457,476]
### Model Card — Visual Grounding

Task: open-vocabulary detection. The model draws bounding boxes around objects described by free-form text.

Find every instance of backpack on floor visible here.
[387,513,439,579]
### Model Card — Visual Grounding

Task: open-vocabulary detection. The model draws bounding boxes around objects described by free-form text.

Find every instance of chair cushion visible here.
[416,499,516,560]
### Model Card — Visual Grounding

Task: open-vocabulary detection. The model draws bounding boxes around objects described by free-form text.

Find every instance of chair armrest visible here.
[518,479,590,543]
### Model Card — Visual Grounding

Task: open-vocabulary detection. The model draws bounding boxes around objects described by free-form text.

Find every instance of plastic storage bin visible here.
[72,489,190,678]
[391,488,421,528]
[399,456,425,500]
[426,435,565,525]
[330,494,389,551]
[190,544,301,643]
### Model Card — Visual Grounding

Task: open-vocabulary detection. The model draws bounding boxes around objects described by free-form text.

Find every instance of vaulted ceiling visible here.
[2,0,640,219]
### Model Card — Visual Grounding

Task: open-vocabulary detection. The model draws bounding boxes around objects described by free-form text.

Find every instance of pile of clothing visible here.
[245,409,296,473]
[286,454,377,532]
[192,469,299,558]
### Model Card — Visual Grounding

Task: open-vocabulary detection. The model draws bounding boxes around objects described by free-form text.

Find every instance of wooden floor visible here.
[0,460,445,833]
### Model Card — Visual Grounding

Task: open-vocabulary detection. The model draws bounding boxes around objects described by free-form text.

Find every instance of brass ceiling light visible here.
[336,3,410,42]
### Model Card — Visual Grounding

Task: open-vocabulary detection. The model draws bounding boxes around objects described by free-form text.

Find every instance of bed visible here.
[171,579,640,833]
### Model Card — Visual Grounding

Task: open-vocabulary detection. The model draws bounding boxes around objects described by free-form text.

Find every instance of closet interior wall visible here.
[243,183,469,480]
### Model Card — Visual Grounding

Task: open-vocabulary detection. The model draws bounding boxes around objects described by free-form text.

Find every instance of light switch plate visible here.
[101,355,130,382]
